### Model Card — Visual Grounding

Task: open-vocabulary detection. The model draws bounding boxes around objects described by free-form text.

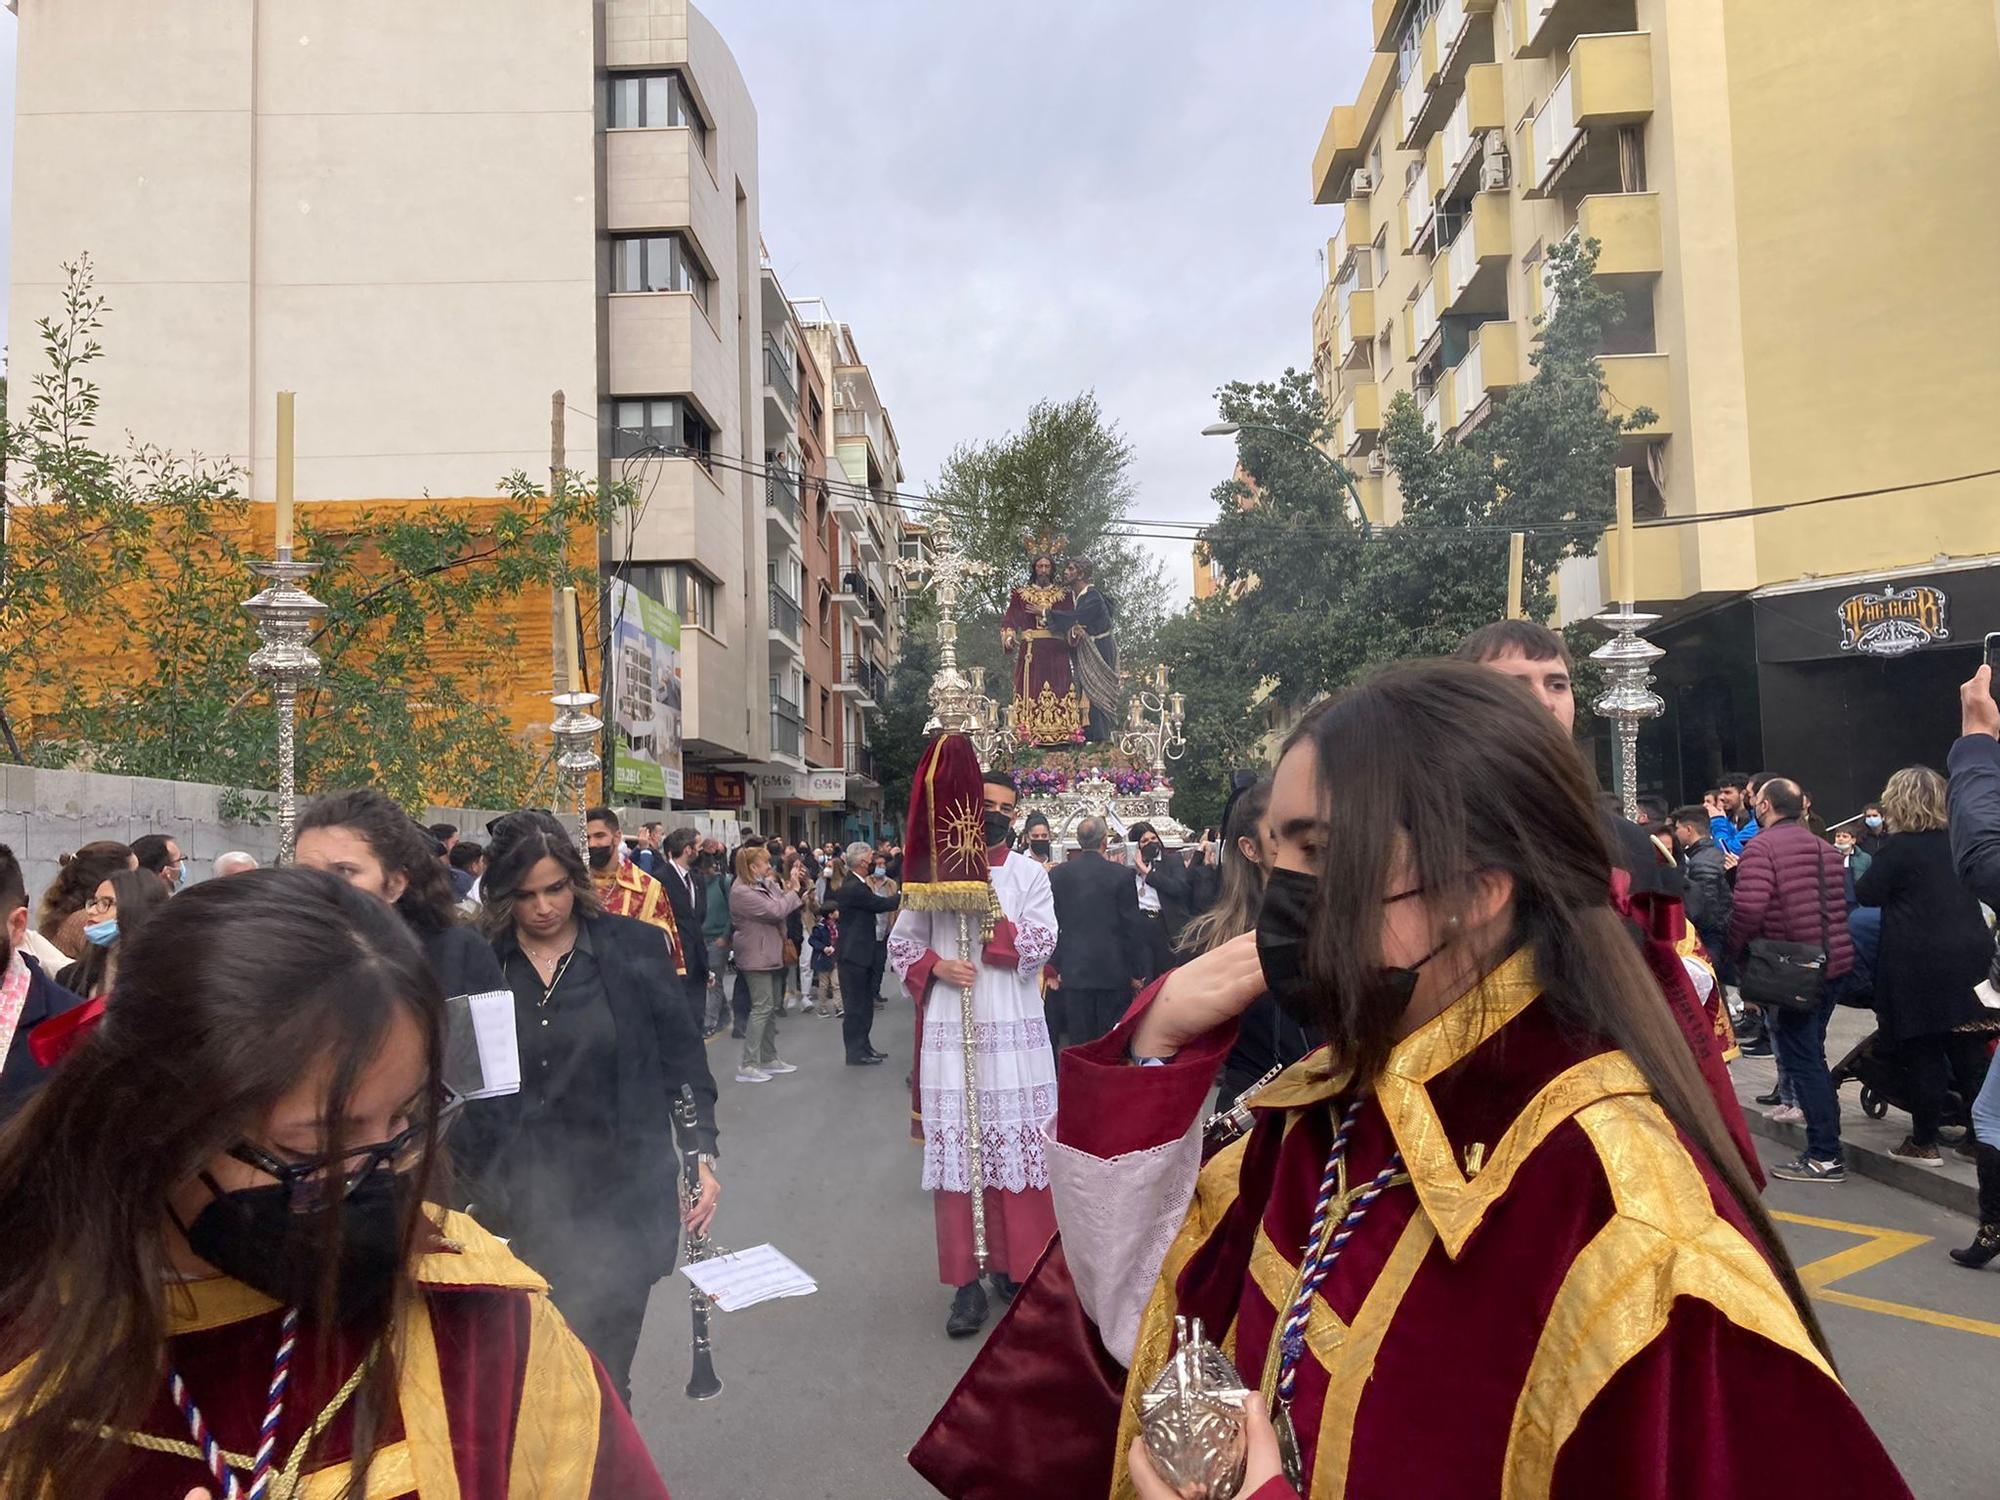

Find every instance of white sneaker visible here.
[764,1058,798,1075]
[1765,1104,1804,1124]
[735,1067,771,1084]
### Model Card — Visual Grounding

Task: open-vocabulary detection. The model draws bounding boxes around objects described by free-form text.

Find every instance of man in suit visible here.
[830,841,901,1065]
[656,825,711,1027]
[1046,815,1147,1047]
[0,844,88,1122]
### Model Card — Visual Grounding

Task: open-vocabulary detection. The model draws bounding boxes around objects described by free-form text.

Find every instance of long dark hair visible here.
[477,826,600,942]
[300,788,463,935]
[60,867,171,999]
[36,841,133,940]
[0,868,444,1500]
[1179,776,1274,956]
[1286,661,1828,1359]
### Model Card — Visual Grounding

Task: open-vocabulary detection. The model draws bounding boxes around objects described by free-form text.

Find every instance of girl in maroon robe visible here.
[0,867,670,1500]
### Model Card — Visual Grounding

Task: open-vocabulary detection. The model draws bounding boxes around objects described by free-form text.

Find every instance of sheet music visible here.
[680,1243,818,1312]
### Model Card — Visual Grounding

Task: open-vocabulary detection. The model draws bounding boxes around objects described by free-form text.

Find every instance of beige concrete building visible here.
[6,0,798,818]
[1308,0,2000,809]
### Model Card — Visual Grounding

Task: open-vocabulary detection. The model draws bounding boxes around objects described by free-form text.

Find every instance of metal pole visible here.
[1590,607,1664,823]
[244,559,327,866]
[956,910,988,1272]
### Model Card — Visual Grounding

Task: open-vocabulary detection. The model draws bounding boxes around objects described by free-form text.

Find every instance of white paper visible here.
[464,989,521,1099]
[680,1243,818,1312]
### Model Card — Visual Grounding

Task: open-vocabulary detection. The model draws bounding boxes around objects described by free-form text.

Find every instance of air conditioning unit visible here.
[1351,169,1374,196]
[1367,448,1388,476]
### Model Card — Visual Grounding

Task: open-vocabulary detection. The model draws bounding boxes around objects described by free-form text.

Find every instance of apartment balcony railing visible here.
[1450,320,1520,432]
[763,337,798,412]
[1331,195,1373,279]
[843,655,887,705]
[845,742,879,782]
[769,701,804,759]
[1336,382,1382,456]
[765,470,799,532]
[768,585,802,641]
[1443,194,1511,313]
[1525,32,1654,195]
[1403,160,1435,251]
[1407,277,1441,357]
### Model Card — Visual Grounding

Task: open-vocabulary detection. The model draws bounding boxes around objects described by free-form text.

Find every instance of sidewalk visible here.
[1727,1004,1982,1217]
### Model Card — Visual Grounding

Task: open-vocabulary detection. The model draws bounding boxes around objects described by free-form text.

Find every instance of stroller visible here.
[1830,1021,1999,1128]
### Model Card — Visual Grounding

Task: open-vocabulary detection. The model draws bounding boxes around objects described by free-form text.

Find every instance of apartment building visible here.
[796,303,904,836]
[1307,0,2000,810]
[5,0,823,820]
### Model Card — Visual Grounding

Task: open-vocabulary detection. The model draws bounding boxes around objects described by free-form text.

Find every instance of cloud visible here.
[714,0,1370,595]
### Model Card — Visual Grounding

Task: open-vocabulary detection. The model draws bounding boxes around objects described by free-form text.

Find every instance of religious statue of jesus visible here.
[999,547,1087,745]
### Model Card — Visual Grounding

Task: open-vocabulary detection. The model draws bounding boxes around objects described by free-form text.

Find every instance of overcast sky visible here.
[0,3,1373,593]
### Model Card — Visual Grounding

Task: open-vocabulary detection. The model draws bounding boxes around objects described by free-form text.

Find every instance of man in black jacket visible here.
[656,826,711,1027]
[1047,816,1147,1046]
[0,844,89,1122]
[1946,662,2000,1266]
[1670,805,1733,960]
[830,841,901,1065]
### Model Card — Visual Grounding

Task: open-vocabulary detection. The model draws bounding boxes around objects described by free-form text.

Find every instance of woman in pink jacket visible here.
[728,844,805,1084]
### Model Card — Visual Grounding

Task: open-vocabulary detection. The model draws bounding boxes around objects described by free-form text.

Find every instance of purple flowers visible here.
[1008,756,1167,796]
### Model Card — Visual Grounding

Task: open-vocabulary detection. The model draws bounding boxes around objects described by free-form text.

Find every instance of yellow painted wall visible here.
[1724,0,2000,581]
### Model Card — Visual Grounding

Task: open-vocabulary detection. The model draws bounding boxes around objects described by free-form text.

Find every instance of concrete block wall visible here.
[0,762,511,907]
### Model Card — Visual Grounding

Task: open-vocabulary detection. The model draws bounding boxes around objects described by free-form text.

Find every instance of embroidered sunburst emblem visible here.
[940,798,986,867]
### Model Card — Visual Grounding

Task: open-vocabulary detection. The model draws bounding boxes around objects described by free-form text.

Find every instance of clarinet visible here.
[674,1084,724,1401]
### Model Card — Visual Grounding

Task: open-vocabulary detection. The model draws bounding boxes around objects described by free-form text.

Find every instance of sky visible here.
[0,2,1374,593]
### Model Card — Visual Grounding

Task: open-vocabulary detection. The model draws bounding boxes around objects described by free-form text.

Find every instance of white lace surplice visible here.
[890,852,1059,1194]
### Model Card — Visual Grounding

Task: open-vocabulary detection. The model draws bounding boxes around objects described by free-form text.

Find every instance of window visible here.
[1372,232,1389,286]
[628,563,717,631]
[606,71,708,154]
[608,396,713,463]
[610,233,710,309]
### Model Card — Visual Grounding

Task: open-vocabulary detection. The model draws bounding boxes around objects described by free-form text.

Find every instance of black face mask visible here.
[1029,838,1053,859]
[983,812,1014,849]
[183,1165,413,1324]
[1254,867,1442,1027]
[587,844,613,870]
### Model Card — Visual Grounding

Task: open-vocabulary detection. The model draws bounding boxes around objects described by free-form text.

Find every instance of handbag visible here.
[1740,843,1834,1013]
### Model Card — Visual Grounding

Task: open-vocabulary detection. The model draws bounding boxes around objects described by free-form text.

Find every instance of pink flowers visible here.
[1011,757,1167,796]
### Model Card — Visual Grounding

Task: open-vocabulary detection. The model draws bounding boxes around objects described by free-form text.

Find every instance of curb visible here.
[1744,1109,1979,1218]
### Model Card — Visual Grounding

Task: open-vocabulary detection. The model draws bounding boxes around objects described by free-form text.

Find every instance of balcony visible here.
[767,585,803,662]
[763,336,797,422]
[1335,280,1376,366]
[1405,276,1442,362]
[1331,196,1373,281]
[1576,192,1663,281]
[1418,377,1459,446]
[1336,381,1383,456]
[838,654,886,708]
[769,695,805,761]
[1513,0,1633,59]
[832,570,866,619]
[1434,0,1497,75]
[845,741,879,784]
[1600,352,1671,436]
[764,470,799,543]
[856,510,886,563]
[829,479,868,528]
[1442,192,1511,316]
[1311,52,1396,204]
[1402,158,1435,252]
[1525,33,1654,197]
[1450,320,1521,434]
[1437,63,1504,200]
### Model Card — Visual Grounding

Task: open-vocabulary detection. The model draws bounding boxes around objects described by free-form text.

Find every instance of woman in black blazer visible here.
[470,819,722,1404]
[1853,767,1996,1165]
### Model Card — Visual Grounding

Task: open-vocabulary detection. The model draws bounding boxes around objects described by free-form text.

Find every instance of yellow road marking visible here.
[1773,1210,2000,1340]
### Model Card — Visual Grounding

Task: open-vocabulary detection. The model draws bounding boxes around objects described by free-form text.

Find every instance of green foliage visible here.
[1190,236,1650,738]
[921,393,1168,699]
[1153,597,1263,831]
[2,257,631,808]
[870,605,939,824]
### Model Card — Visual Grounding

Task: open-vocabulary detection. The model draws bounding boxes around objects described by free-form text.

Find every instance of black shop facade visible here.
[1611,557,1998,821]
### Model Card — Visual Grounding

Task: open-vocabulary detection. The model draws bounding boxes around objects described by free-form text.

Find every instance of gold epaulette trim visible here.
[415,1208,550,1295]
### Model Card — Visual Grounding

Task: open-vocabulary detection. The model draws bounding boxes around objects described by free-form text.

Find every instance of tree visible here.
[1153,596,1261,832]
[1197,236,1651,716]
[923,394,1167,715]
[869,593,940,824]
[2,257,630,807]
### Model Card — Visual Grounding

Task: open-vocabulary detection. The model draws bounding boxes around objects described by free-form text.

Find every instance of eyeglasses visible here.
[229,1091,463,1210]
[83,895,116,915]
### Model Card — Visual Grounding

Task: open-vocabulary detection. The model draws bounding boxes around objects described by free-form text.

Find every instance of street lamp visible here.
[1200,420,1373,537]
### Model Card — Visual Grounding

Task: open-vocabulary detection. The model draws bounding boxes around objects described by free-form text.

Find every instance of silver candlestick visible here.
[243,559,328,864]
[1590,606,1665,822]
[550,689,604,853]
[914,518,1008,764]
[1119,668,1187,773]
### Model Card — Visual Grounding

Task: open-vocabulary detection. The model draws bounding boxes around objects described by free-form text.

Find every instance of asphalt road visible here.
[624,979,2000,1499]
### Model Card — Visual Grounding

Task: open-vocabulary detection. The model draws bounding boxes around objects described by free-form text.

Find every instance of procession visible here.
[5,1,2000,1496]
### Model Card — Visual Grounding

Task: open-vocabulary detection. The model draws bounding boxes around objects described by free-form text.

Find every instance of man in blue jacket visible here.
[1946,663,2000,1267]
[1707,771,1761,856]
[0,844,88,1121]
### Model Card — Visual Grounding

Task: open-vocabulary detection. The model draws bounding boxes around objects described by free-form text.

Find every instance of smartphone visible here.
[1987,630,2000,675]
